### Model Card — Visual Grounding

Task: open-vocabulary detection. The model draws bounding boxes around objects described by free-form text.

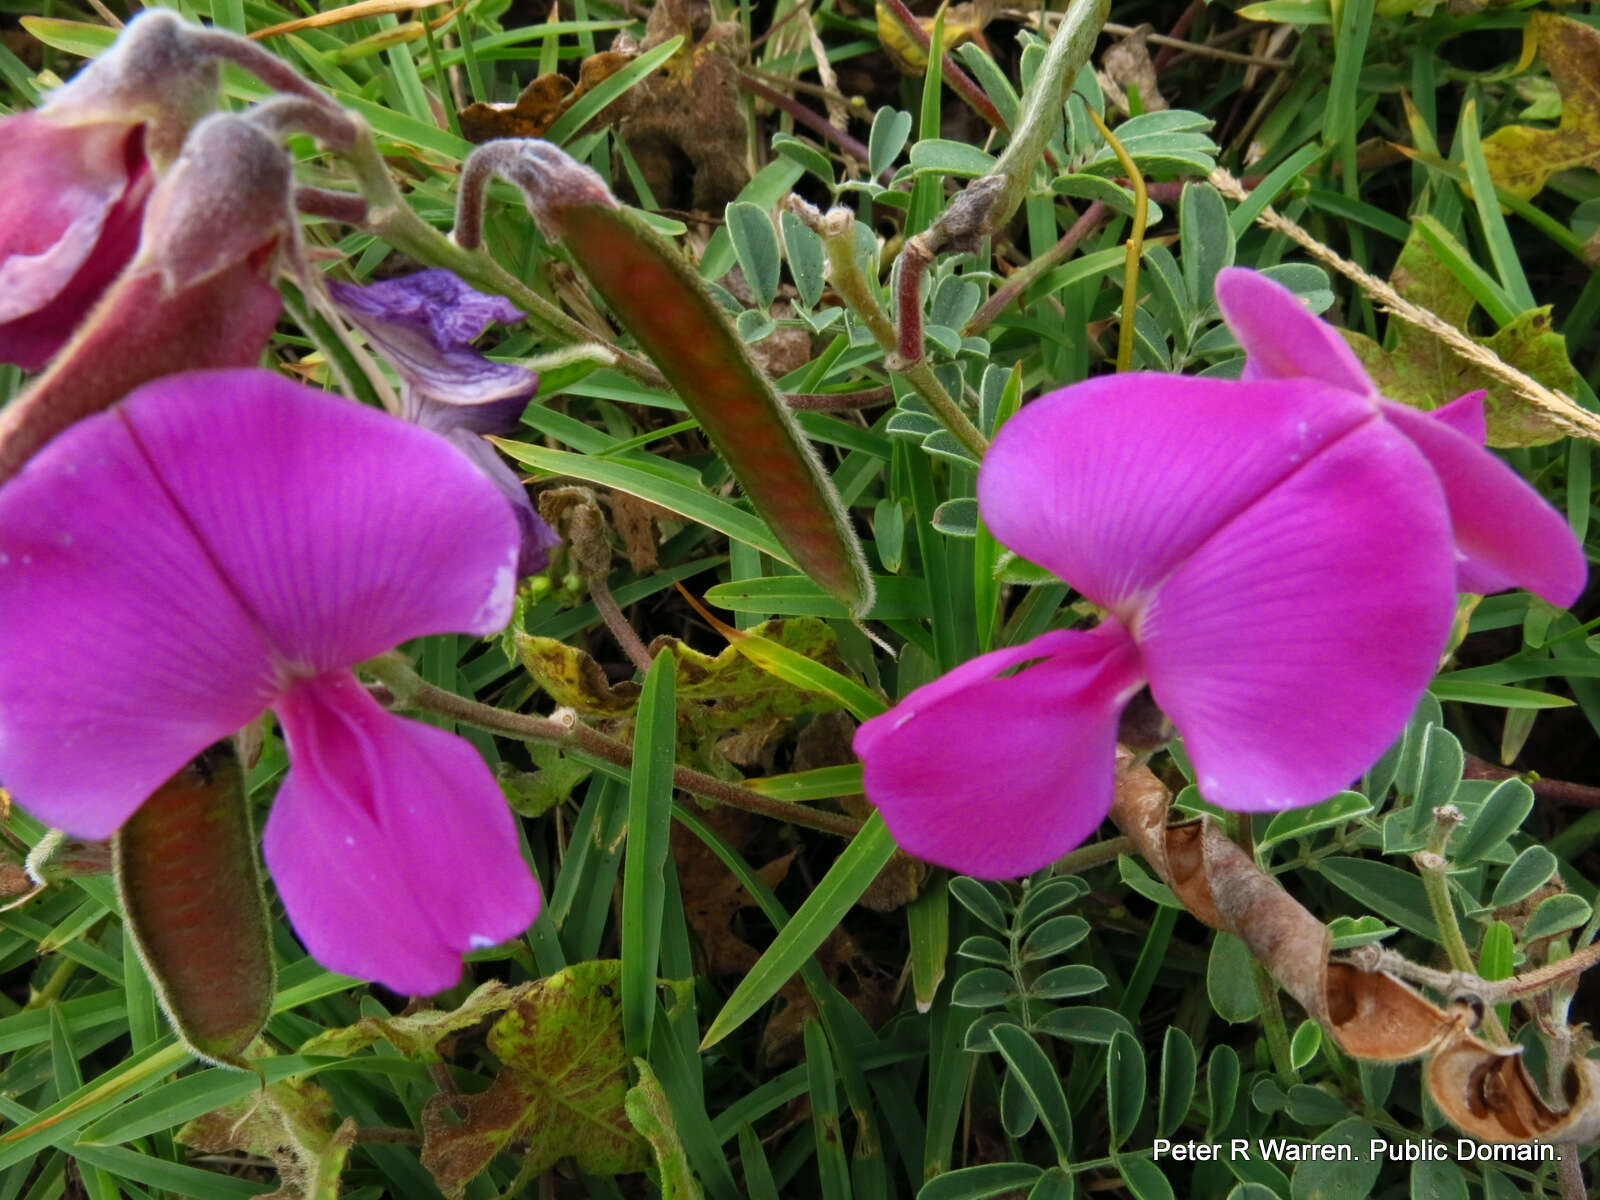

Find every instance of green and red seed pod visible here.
[113,742,274,1067]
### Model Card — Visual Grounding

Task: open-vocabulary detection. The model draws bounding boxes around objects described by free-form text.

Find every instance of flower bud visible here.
[0,113,293,483]
[0,11,223,370]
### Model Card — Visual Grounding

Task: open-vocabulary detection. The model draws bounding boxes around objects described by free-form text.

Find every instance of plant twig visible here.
[964,202,1109,335]
[1210,166,1600,443]
[785,386,895,411]
[1363,939,1600,1007]
[789,199,989,459]
[1462,752,1600,809]
[737,74,877,179]
[1415,807,1509,1043]
[362,656,866,838]
[1086,108,1146,374]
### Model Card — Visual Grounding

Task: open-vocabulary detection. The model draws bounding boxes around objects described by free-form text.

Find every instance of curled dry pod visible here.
[114,742,274,1066]
[475,142,874,616]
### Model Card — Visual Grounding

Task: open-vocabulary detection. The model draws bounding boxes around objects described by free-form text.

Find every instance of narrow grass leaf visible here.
[1457,100,1537,312]
[804,1019,852,1200]
[673,584,886,721]
[908,874,950,1012]
[701,813,896,1048]
[545,36,684,145]
[623,649,678,1057]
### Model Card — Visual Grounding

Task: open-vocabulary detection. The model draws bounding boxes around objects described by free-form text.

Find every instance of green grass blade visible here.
[623,649,678,1058]
[1457,99,1537,313]
[495,440,789,563]
[701,813,896,1048]
[804,1019,852,1200]
[545,36,685,146]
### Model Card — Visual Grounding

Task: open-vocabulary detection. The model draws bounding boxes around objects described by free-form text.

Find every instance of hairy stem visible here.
[792,200,989,459]
[1415,807,1508,1044]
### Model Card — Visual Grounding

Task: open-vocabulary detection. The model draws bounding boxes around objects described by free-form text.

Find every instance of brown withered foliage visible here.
[671,806,790,973]
[459,48,638,142]
[597,0,750,210]
[1110,750,1600,1144]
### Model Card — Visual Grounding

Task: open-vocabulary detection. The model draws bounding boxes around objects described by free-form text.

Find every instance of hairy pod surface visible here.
[114,742,274,1066]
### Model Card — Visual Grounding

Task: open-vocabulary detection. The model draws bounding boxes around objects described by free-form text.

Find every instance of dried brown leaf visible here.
[1109,751,1600,1144]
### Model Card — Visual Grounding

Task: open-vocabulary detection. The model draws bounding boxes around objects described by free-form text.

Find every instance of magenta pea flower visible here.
[327,269,559,575]
[854,267,1585,879]
[0,12,219,370]
[0,368,542,993]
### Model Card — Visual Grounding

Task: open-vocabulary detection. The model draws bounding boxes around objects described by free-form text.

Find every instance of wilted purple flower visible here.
[0,12,219,370]
[0,368,542,993]
[329,270,559,575]
[855,267,1585,879]
[0,114,293,486]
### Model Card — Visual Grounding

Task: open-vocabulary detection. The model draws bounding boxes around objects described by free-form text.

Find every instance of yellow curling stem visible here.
[1087,107,1148,375]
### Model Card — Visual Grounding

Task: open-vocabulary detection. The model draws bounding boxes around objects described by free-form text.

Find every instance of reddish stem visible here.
[877,0,1009,133]
[1463,753,1600,809]
[1152,0,1204,72]
[737,75,879,180]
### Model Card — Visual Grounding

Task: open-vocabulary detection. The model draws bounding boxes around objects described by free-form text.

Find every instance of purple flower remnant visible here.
[328,269,560,576]
[855,267,1586,880]
[0,369,542,994]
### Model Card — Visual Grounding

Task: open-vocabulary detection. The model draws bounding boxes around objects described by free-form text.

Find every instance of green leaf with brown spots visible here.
[1480,14,1600,200]
[1342,217,1578,447]
[420,961,649,1198]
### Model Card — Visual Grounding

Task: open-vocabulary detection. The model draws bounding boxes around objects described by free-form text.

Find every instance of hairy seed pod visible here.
[114,742,273,1066]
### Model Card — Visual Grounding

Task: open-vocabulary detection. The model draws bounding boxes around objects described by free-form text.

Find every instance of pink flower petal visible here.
[1214,266,1374,395]
[1378,398,1585,604]
[0,399,279,838]
[854,622,1144,878]
[0,114,133,319]
[978,375,1372,619]
[111,369,522,670]
[1136,418,1458,811]
[263,674,543,994]
[1427,390,1488,441]
[0,115,149,369]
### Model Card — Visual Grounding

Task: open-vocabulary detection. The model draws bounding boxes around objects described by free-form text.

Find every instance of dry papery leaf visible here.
[459,47,638,143]
[1109,750,1600,1144]
[1096,25,1169,117]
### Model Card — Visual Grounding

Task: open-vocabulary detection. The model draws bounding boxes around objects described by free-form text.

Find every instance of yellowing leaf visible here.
[420,961,650,1198]
[300,979,521,1060]
[516,617,858,729]
[177,1063,353,1200]
[1480,14,1600,200]
[873,1,984,74]
[1342,217,1578,447]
